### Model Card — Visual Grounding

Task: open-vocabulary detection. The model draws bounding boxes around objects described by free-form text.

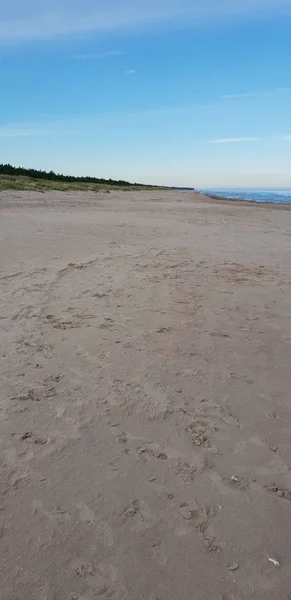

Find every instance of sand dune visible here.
[1,189,291,600]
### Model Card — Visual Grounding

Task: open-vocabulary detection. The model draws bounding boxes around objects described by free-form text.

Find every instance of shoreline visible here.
[198,190,291,210]
[2,186,291,210]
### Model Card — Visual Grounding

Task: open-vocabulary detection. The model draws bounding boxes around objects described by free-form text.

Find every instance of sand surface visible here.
[1,189,291,600]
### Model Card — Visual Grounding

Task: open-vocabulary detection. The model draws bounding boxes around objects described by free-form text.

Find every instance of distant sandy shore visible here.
[1,189,291,600]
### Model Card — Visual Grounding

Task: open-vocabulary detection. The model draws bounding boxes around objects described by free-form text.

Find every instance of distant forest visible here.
[0,163,195,191]
[0,163,141,187]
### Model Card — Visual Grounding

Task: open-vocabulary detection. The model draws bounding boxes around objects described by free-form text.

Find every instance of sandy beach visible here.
[1,189,291,600]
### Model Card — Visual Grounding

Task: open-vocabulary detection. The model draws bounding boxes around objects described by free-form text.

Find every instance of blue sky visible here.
[1,0,291,188]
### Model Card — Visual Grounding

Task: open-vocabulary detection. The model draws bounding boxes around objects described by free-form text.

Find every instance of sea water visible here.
[200,189,291,205]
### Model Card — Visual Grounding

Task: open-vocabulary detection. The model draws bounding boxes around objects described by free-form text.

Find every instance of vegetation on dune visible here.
[0,174,165,193]
[0,164,194,193]
[0,163,163,192]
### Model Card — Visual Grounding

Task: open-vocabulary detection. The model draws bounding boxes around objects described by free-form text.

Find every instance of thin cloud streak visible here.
[208,137,260,144]
[0,105,212,139]
[1,114,291,143]
[0,127,52,138]
[75,50,125,59]
[222,91,272,99]
[209,134,291,143]
[1,0,291,43]
[221,87,291,99]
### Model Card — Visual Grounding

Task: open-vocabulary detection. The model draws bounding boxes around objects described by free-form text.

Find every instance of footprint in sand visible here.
[179,501,207,528]
[89,563,127,600]
[3,445,34,467]
[93,292,108,299]
[156,326,173,333]
[20,431,50,445]
[13,388,41,402]
[9,467,31,489]
[32,499,71,522]
[75,502,113,548]
[179,501,221,552]
[187,416,214,447]
[75,502,95,524]
[73,559,94,579]
[4,444,40,490]
[46,314,79,330]
[124,499,156,531]
[175,460,197,483]
[210,472,249,495]
[12,381,57,404]
[220,414,241,428]
[136,446,168,462]
[71,562,127,600]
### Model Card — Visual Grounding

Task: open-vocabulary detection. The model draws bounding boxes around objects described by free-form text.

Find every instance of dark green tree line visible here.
[0,163,140,187]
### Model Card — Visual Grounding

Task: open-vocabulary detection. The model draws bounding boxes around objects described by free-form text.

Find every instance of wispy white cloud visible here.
[222,91,272,99]
[0,106,207,139]
[221,87,291,99]
[208,137,260,144]
[1,0,291,43]
[0,126,51,137]
[124,69,136,75]
[208,134,291,143]
[1,114,291,144]
[75,50,125,60]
